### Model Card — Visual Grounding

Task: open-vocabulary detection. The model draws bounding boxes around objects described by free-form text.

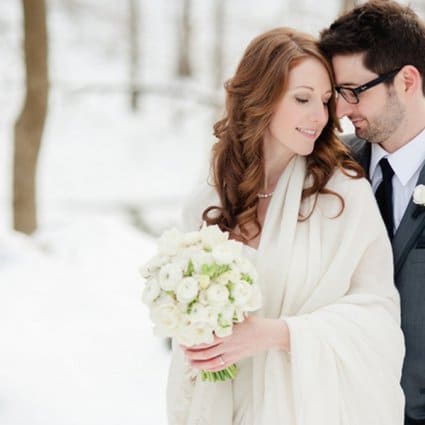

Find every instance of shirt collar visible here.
[370,127,425,186]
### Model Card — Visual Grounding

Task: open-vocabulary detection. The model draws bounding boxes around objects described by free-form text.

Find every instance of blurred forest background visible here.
[1,1,424,424]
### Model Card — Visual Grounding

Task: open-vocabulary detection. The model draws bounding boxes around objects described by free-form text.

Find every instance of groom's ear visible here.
[398,65,421,96]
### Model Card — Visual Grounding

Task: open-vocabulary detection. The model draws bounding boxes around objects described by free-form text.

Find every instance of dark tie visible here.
[375,158,395,239]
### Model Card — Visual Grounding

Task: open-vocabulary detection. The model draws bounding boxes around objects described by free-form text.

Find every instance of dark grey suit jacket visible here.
[344,135,425,421]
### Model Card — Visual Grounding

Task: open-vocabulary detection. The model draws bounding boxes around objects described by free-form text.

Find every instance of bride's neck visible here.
[262,136,295,191]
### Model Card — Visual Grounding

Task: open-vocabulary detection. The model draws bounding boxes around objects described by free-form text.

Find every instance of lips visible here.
[296,127,317,138]
[349,117,365,127]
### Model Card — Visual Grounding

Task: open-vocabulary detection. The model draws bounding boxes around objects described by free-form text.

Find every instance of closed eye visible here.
[295,98,308,104]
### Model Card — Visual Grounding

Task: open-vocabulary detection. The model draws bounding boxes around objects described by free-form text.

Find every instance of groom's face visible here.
[332,53,405,145]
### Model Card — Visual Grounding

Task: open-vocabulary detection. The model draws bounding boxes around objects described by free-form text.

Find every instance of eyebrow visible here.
[294,85,333,94]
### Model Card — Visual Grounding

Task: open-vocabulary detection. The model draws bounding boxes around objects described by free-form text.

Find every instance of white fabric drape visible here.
[167,155,405,425]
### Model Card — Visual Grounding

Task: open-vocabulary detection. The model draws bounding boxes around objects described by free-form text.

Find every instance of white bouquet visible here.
[141,224,262,382]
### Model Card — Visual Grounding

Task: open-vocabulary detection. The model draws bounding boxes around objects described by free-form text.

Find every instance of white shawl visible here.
[167,155,405,425]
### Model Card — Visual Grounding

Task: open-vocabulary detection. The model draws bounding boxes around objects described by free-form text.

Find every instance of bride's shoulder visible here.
[326,167,372,201]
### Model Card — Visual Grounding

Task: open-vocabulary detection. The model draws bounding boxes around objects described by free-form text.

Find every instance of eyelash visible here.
[296,97,330,106]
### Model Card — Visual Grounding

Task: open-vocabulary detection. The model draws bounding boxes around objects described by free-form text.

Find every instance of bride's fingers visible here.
[182,338,223,353]
[190,353,230,371]
[184,344,223,361]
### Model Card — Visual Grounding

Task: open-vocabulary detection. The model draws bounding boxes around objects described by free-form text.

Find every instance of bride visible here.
[167,27,405,425]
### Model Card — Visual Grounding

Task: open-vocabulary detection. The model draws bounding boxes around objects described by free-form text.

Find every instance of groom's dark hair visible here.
[319,0,425,95]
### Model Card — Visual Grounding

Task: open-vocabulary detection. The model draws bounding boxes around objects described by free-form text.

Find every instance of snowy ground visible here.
[0,218,170,425]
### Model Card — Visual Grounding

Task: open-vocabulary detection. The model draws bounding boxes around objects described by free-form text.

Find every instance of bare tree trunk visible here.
[340,0,358,13]
[13,0,49,234]
[177,0,192,77]
[129,0,140,110]
[213,0,225,90]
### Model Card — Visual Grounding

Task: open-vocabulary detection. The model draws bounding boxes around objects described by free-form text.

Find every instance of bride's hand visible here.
[182,316,290,372]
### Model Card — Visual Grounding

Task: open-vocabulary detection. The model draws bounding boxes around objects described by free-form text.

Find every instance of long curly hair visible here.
[203,27,364,242]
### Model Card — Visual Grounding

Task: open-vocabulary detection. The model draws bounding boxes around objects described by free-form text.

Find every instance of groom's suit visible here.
[346,135,425,424]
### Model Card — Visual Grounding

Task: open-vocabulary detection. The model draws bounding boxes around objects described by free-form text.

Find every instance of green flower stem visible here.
[201,364,239,382]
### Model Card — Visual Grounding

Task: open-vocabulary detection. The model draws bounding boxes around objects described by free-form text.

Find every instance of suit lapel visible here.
[393,163,425,277]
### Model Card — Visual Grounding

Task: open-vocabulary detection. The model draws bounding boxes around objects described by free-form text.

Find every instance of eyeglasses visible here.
[335,68,402,104]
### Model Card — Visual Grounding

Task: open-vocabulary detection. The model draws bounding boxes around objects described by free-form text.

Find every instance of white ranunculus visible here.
[183,231,202,246]
[244,284,262,312]
[158,228,185,256]
[198,274,210,289]
[190,322,215,345]
[233,308,245,323]
[190,250,214,272]
[140,255,169,278]
[413,184,425,206]
[198,289,209,305]
[215,325,233,338]
[206,284,230,305]
[176,277,199,304]
[189,303,219,327]
[231,281,253,306]
[211,240,243,265]
[200,224,229,249]
[235,257,258,282]
[216,269,241,286]
[142,278,161,305]
[158,263,184,291]
[151,302,181,330]
[218,304,235,326]
[176,322,214,346]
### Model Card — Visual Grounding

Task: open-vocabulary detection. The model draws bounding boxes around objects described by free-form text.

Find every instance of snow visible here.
[1,0,425,424]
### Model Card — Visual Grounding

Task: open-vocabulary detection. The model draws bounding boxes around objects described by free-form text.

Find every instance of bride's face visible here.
[264,57,332,158]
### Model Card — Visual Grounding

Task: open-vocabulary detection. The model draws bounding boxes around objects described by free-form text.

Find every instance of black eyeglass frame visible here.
[335,67,402,104]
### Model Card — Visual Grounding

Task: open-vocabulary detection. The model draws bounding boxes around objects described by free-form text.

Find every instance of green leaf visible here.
[241,273,253,284]
[184,259,195,277]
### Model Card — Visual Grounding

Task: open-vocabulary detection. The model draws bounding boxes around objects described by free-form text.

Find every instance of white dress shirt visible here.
[370,128,425,233]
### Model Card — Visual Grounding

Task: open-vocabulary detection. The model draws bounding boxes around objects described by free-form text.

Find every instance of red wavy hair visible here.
[203,27,364,241]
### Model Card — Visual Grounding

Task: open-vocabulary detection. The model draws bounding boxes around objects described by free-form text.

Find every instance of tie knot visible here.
[379,158,394,180]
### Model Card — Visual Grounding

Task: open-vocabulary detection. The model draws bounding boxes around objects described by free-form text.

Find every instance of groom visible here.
[320,1,425,424]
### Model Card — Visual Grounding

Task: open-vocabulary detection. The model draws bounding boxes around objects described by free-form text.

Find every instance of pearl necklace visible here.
[257,191,274,199]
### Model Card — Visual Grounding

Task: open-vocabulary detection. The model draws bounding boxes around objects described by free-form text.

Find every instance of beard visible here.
[354,87,405,143]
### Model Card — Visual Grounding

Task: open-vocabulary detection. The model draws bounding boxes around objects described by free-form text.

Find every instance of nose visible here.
[335,95,355,119]
[311,102,328,126]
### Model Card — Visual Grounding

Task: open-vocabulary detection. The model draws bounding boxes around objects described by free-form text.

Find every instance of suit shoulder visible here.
[340,134,367,156]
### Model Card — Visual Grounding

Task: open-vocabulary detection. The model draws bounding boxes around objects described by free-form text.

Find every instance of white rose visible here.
[211,240,242,265]
[231,281,253,306]
[151,302,181,331]
[158,263,183,291]
[176,277,199,304]
[142,278,161,305]
[206,284,230,305]
[200,224,229,249]
[158,228,184,256]
[413,184,425,206]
